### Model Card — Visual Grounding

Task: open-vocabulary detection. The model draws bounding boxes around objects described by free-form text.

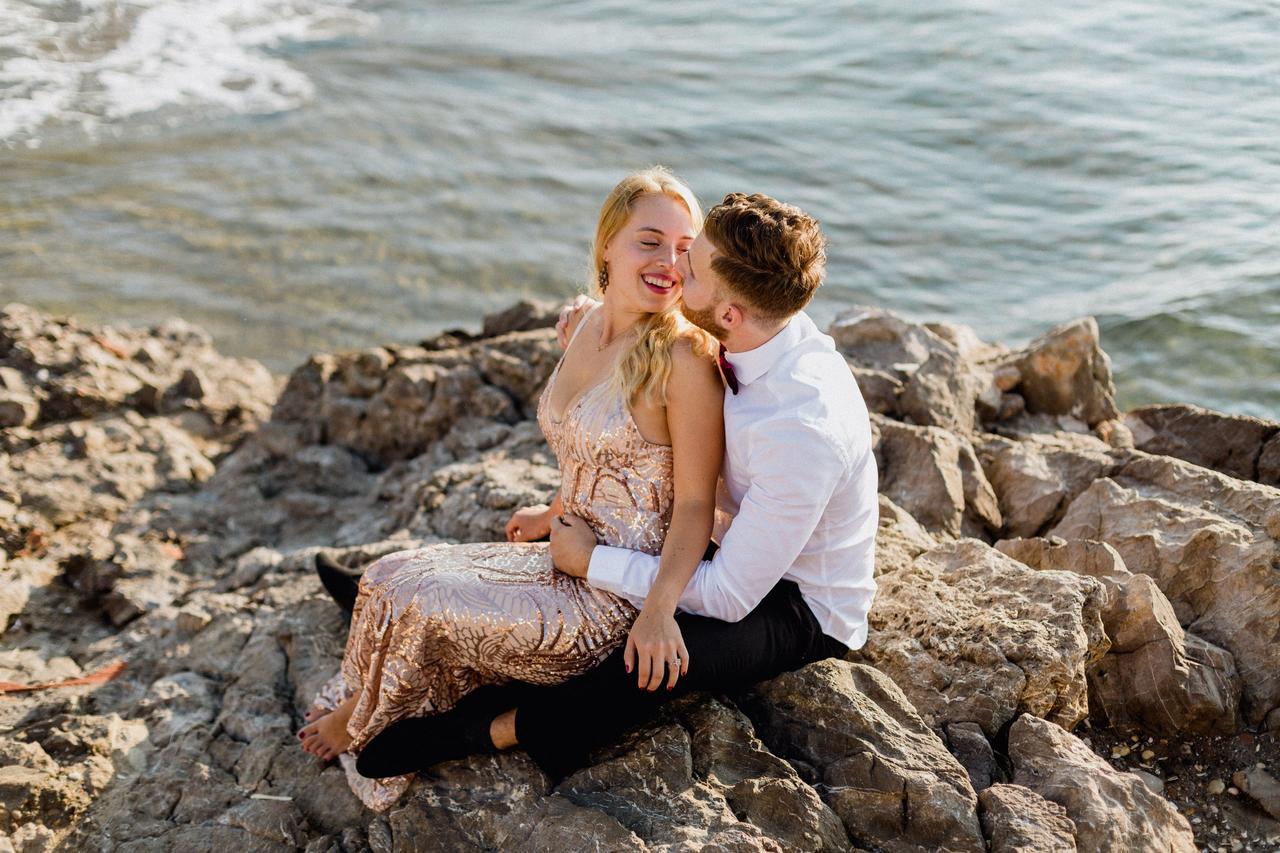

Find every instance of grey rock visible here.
[873,495,938,577]
[847,365,901,415]
[945,721,996,792]
[386,751,551,851]
[271,331,559,466]
[0,765,91,833]
[1132,769,1165,795]
[1094,417,1135,449]
[1260,431,1280,487]
[168,761,241,824]
[217,547,284,592]
[480,298,562,338]
[1050,451,1280,725]
[263,742,367,836]
[260,444,373,499]
[898,346,981,433]
[560,724,742,846]
[0,303,274,430]
[858,539,1108,736]
[516,796,647,852]
[996,537,1242,735]
[0,389,39,428]
[1233,765,1280,823]
[829,307,953,376]
[1219,796,1280,846]
[682,699,851,852]
[414,454,560,543]
[1125,403,1279,483]
[831,306,1011,433]
[876,418,1000,538]
[978,434,1112,538]
[218,797,309,848]
[1008,714,1194,853]
[0,742,58,774]
[978,783,1076,852]
[1004,317,1118,426]
[134,671,219,746]
[744,659,984,853]
[2,299,1269,852]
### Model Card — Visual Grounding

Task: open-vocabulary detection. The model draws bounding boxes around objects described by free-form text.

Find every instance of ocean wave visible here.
[0,0,377,143]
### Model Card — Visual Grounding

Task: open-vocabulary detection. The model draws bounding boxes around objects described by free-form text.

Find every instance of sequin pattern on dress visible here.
[312,347,675,811]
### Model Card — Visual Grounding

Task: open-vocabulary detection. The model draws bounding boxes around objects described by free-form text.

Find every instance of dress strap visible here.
[541,302,601,423]
[563,302,600,351]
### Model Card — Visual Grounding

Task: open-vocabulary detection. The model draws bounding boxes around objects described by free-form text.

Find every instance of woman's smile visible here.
[641,272,678,295]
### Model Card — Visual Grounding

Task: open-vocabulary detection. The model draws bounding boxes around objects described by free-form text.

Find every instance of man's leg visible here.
[515,580,843,778]
[314,552,363,613]
[356,581,845,780]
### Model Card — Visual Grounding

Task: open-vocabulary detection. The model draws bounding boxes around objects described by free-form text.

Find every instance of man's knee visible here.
[355,718,421,778]
[354,732,394,778]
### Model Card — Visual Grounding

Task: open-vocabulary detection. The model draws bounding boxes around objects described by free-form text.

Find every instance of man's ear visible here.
[721,303,746,330]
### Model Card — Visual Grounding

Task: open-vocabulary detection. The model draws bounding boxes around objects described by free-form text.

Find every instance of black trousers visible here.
[354,541,847,781]
[512,578,847,779]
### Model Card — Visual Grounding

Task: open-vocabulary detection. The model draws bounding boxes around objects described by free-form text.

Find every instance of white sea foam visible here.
[0,0,377,141]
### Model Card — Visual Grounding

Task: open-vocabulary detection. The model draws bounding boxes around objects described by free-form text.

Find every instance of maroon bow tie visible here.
[718,344,739,395]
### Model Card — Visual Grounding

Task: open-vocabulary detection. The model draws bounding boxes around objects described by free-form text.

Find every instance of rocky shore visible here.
[1,299,1278,853]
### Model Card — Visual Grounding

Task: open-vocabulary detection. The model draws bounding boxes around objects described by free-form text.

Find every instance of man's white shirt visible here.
[586,311,879,649]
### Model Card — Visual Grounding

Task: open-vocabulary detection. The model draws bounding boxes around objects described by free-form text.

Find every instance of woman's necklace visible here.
[594,316,641,352]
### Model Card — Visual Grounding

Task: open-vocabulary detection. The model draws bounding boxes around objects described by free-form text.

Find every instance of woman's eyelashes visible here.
[637,240,691,253]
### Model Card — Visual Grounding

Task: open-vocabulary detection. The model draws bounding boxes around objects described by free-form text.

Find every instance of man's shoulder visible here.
[773,338,867,423]
[752,319,870,459]
[744,389,867,470]
[775,313,855,379]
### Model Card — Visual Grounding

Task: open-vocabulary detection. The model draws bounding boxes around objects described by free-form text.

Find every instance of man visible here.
[351,192,879,781]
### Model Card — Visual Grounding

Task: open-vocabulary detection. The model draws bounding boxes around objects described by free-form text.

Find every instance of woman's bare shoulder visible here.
[667,330,723,392]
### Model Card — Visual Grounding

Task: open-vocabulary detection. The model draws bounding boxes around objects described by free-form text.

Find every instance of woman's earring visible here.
[598,264,609,292]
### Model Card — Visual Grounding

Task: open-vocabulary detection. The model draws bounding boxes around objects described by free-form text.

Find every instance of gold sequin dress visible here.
[313,341,674,811]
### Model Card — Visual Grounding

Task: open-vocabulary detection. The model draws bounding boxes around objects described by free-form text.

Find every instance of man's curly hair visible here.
[701,192,827,321]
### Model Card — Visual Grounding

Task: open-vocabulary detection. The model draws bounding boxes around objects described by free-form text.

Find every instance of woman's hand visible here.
[506,504,552,542]
[556,295,598,349]
[625,605,689,692]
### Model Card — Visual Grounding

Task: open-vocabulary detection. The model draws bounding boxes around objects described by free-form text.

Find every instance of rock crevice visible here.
[2,299,1277,852]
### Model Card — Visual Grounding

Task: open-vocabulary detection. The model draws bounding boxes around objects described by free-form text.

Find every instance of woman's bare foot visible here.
[302,705,325,723]
[489,709,518,750]
[299,694,357,760]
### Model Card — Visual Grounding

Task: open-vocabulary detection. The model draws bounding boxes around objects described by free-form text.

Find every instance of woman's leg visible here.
[328,542,633,753]
[355,581,843,780]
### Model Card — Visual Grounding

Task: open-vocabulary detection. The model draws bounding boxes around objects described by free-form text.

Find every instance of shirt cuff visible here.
[585,544,634,597]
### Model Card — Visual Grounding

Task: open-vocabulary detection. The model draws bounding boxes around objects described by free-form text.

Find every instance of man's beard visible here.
[680,300,729,341]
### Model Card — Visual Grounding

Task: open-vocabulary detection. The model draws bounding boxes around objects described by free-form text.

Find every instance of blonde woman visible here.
[298,167,724,811]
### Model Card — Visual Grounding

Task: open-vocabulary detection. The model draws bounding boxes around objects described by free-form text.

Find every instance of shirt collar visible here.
[721,313,808,388]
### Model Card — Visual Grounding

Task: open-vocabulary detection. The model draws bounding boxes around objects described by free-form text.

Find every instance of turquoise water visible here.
[2,0,1277,418]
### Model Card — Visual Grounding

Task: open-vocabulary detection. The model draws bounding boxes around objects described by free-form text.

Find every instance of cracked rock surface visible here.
[2,300,1277,852]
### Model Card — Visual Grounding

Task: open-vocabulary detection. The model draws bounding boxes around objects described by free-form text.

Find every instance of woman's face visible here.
[602,193,697,315]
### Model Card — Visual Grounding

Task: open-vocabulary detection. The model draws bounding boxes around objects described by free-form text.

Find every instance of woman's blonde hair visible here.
[590,167,715,407]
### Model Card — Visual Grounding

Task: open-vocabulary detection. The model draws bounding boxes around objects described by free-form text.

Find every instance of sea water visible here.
[2,0,1277,417]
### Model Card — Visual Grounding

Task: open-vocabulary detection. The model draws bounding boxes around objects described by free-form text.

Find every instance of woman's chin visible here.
[642,288,680,312]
